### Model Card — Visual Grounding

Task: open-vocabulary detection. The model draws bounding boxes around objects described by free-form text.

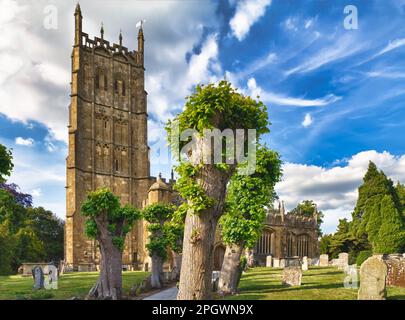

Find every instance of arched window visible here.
[122,81,126,96]
[95,73,100,89]
[255,229,273,255]
[297,234,309,257]
[115,159,119,172]
[114,79,118,94]
[104,74,108,91]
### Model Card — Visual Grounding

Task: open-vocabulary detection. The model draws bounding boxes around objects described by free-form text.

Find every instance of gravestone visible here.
[311,258,319,266]
[302,256,308,271]
[266,255,272,267]
[282,267,302,286]
[338,253,349,270]
[385,255,405,288]
[273,258,280,268]
[32,266,44,290]
[358,255,387,300]
[320,254,329,267]
[279,259,286,268]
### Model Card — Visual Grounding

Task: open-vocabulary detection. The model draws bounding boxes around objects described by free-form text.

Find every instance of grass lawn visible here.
[0,271,150,300]
[224,266,405,300]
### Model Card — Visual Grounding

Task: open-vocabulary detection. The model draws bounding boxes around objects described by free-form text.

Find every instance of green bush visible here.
[356,250,372,266]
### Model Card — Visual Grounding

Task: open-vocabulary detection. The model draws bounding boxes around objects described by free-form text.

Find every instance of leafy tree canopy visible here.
[81,188,141,251]
[0,144,13,183]
[220,146,282,248]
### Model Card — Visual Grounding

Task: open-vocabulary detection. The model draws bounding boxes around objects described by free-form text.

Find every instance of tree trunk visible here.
[218,243,245,295]
[88,215,123,300]
[151,253,163,289]
[177,166,232,300]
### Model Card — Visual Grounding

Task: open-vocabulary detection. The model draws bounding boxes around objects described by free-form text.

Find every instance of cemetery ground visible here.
[0,271,150,300]
[223,267,405,300]
[1,267,404,300]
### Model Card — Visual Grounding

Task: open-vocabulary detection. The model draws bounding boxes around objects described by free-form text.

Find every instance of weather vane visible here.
[136,19,146,29]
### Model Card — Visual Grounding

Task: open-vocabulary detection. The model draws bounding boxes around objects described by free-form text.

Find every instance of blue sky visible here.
[1,0,405,233]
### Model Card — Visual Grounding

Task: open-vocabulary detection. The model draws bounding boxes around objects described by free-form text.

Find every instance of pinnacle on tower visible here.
[75,3,81,16]
[100,22,104,39]
[119,29,123,46]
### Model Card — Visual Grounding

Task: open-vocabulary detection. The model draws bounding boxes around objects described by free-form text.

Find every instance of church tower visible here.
[65,4,151,270]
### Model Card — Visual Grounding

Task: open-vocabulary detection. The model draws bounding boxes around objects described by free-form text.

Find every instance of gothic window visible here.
[114,79,118,94]
[122,81,126,96]
[255,229,273,255]
[287,233,295,257]
[104,74,108,91]
[95,73,100,89]
[297,234,309,257]
[115,159,119,172]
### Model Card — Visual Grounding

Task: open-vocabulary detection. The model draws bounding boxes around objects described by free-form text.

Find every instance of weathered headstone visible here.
[32,266,44,290]
[279,259,286,268]
[385,255,405,288]
[282,267,302,286]
[320,254,329,267]
[302,256,308,271]
[266,255,272,267]
[358,255,387,300]
[338,253,349,270]
[273,258,280,268]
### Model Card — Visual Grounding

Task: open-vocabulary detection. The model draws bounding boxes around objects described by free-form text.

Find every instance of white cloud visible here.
[377,38,405,57]
[247,78,341,107]
[0,0,220,142]
[229,0,272,41]
[31,188,42,197]
[285,34,364,76]
[275,150,405,233]
[15,137,34,146]
[302,113,313,127]
[283,17,298,32]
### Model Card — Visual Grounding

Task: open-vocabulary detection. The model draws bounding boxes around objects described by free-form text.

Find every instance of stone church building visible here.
[65,5,318,272]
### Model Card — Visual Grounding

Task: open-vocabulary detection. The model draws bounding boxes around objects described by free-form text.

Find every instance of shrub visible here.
[356,250,372,266]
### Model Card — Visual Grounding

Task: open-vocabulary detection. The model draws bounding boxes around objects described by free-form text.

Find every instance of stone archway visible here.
[213,245,226,271]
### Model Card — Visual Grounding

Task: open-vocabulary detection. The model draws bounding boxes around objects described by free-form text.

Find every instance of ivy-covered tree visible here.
[166,81,269,300]
[0,144,13,183]
[81,188,141,300]
[288,200,324,236]
[218,146,281,295]
[143,203,177,289]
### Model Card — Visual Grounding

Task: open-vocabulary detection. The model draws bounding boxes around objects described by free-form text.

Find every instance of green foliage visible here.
[0,144,13,183]
[12,227,45,271]
[373,195,405,253]
[356,250,372,266]
[0,187,63,274]
[289,200,324,236]
[0,222,14,275]
[324,162,405,258]
[220,146,282,248]
[81,188,141,251]
[26,207,64,262]
[319,234,332,254]
[166,81,271,220]
[142,203,183,260]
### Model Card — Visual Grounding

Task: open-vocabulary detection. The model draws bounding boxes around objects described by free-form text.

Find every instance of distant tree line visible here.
[0,144,64,275]
[320,161,405,264]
